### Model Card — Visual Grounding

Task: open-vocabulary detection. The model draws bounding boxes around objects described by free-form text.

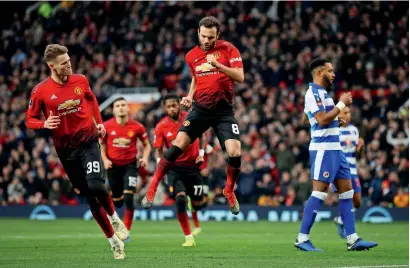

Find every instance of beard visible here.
[200,40,215,51]
[323,76,332,90]
[168,110,180,121]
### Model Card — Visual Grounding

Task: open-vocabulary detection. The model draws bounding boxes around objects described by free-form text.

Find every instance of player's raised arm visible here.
[207,45,244,83]
[313,93,352,126]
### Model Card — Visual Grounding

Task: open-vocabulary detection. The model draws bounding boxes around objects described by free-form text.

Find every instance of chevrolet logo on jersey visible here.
[195,63,216,73]
[113,137,131,148]
[58,99,81,110]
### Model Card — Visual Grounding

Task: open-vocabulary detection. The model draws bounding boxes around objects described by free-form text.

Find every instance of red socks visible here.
[177,212,191,235]
[226,164,241,192]
[124,208,134,230]
[95,193,115,216]
[147,158,173,200]
[192,211,200,228]
[91,206,115,238]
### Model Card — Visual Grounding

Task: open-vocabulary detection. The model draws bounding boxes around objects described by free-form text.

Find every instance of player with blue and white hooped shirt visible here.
[294,57,377,252]
[332,106,365,238]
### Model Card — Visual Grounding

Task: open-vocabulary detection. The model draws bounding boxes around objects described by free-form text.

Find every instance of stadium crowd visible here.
[0,1,408,208]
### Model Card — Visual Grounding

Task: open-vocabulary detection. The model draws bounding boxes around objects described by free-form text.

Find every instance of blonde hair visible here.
[44,44,68,63]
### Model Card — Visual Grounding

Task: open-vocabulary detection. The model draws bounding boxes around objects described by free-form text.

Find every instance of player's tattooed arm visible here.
[314,93,352,126]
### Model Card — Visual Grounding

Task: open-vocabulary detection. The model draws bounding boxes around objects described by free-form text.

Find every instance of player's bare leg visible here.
[175,192,196,247]
[87,195,125,259]
[223,139,241,215]
[142,132,191,209]
[88,179,129,241]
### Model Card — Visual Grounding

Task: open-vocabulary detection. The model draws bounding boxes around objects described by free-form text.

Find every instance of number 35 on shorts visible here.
[231,124,240,134]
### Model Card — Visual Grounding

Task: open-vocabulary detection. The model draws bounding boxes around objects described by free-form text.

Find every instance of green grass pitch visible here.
[1,219,408,268]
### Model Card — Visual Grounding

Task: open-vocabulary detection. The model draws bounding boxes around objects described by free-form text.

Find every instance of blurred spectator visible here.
[7,177,26,204]
[294,171,312,205]
[394,188,409,208]
[49,180,61,206]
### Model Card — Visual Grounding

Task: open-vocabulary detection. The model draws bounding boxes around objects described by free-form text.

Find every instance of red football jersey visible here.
[26,74,102,152]
[153,112,200,167]
[185,40,243,109]
[103,118,148,166]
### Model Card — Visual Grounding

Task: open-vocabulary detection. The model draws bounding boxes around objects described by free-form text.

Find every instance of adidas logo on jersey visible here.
[51,94,57,100]
[111,131,116,135]
[167,132,173,137]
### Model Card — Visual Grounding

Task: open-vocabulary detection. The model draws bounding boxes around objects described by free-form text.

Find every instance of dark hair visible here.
[162,94,180,105]
[112,97,126,107]
[199,16,221,33]
[309,58,330,73]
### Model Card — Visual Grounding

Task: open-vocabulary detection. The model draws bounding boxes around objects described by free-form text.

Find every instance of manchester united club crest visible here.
[74,87,82,95]
[183,120,190,127]
[128,130,134,137]
[213,51,221,59]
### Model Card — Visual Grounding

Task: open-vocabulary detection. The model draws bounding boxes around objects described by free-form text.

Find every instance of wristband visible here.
[199,149,205,157]
[335,101,346,111]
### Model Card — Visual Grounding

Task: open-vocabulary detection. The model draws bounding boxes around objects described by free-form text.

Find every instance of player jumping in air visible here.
[100,97,151,240]
[332,106,364,238]
[142,16,244,215]
[295,58,377,252]
[26,44,128,259]
[153,94,206,247]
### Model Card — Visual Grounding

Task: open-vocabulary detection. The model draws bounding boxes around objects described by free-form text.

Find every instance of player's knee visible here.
[191,201,203,211]
[86,195,101,212]
[87,179,106,193]
[225,140,241,158]
[124,193,134,210]
[339,189,354,200]
[227,156,241,168]
[174,132,191,150]
[175,194,187,213]
[163,145,184,163]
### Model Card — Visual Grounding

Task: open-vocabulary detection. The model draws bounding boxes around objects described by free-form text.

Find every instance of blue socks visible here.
[339,190,359,243]
[298,191,328,242]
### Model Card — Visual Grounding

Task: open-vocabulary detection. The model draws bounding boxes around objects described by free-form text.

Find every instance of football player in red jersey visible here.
[25,44,127,259]
[143,16,244,215]
[154,94,206,247]
[100,97,151,239]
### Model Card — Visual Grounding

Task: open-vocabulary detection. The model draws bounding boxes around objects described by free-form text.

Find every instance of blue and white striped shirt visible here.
[304,82,342,151]
[339,124,359,176]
